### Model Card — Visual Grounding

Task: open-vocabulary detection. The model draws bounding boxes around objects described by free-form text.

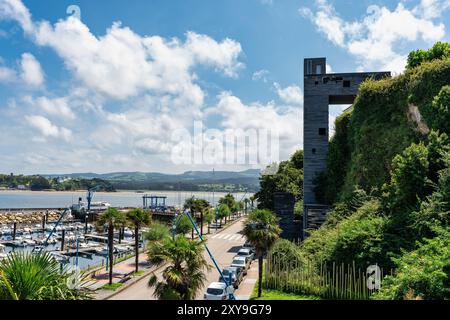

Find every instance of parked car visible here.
[231,256,250,275]
[219,266,243,288]
[236,248,254,262]
[243,242,256,254]
[204,282,234,300]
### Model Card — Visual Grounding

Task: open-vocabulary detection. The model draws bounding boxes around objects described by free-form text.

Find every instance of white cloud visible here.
[413,0,450,19]
[300,1,447,73]
[0,65,15,82]
[260,0,274,5]
[252,69,270,82]
[20,53,44,86]
[25,115,72,141]
[274,83,303,105]
[42,22,241,100]
[27,96,76,120]
[0,0,33,33]
[185,31,244,78]
[0,0,281,173]
[211,92,302,160]
[0,1,244,100]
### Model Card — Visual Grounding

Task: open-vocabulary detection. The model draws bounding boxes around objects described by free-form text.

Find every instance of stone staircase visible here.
[303,205,330,238]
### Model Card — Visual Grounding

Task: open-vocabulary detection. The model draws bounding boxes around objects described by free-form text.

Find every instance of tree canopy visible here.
[255,150,304,210]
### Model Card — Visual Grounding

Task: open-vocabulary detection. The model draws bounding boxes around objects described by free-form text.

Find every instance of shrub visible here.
[339,72,417,200]
[302,200,387,269]
[406,41,450,69]
[256,151,303,210]
[381,142,429,212]
[327,200,387,269]
[373,228,450,300]
[145,221,171,242]
[294,200,303,221]
[175,214,193,235]
[269,239,306,271]
[411,168,450,240]
[409,57,450,131]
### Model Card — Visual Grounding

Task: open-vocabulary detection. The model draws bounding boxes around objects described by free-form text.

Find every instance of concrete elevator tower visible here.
[302,57,390,238]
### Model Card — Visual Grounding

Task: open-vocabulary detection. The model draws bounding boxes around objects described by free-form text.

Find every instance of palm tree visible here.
[147,235,210,300]
[249,195,257,210]
[243,209,281,298]
[0,252,92,300]
[243,198,250,215]
[97,207,126,285]
[175,214,194,238]
[217,204,230,227]
[204,208,215,234]
[126,208,151,273]
[184,197,210,236]
[144,221,171,243]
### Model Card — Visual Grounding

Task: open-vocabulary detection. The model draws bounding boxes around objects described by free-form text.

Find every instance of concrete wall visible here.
[273,192,301,240]
[302,57,390,235]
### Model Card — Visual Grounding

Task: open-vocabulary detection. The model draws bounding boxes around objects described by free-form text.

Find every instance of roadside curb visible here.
[99,215,247,300]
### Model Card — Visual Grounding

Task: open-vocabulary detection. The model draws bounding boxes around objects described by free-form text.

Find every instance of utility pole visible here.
[212,168,215,206]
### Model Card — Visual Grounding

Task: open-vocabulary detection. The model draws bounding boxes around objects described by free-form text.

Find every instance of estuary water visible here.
[0,190,250,209]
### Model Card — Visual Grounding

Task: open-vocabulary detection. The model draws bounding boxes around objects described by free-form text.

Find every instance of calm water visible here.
[0,190,250,209]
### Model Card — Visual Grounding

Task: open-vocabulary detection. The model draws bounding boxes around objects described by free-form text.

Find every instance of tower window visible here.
[312,148,317,154]
[316,65,322,75]
[319,128,327,136]
[343,80,351,87]
[307,60,313,75]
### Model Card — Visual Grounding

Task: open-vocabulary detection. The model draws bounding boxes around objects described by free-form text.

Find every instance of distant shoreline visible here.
[0,189,252,195]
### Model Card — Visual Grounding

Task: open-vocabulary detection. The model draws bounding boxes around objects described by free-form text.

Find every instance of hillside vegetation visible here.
[262,42,450,300]
[0,174,115,192]
[309,43,450,299]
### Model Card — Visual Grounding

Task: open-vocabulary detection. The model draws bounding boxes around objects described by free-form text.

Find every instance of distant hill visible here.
[44,169,261,192]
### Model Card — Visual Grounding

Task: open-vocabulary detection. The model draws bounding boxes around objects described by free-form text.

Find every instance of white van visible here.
[204,282,234,300]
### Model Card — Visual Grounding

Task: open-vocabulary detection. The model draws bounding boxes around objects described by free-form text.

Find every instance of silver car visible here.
[236,248,254,262]
[219,266,243,288]
[231,256,250,275]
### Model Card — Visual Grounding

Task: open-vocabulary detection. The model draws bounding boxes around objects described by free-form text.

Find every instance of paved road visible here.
[109,219,253,300]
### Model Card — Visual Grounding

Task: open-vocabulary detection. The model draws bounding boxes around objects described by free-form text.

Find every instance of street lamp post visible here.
[75,236,80,267]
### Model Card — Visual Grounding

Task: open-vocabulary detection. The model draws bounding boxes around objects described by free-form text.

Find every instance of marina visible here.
[0,190,240,269]
[0,190,248,209]
[0,207,139,270]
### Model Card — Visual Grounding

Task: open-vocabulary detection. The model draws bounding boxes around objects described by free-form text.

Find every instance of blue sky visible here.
[0,0,449,174]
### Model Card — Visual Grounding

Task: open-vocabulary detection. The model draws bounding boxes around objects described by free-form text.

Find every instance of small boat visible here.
[123,228,133,237]
[0,244,8,260]
[13,240,27,247]
[32,245,45,252]
[23,239,36,246]
[78,242,90,249]
[37,236,58,245]
[49,252,69,263]
[1,227,12,235]
[96,246,118,256]
[47,237,58,245]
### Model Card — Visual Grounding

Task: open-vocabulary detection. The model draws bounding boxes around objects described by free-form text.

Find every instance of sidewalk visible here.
[92,252,151,300]
[235,260,258,300]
